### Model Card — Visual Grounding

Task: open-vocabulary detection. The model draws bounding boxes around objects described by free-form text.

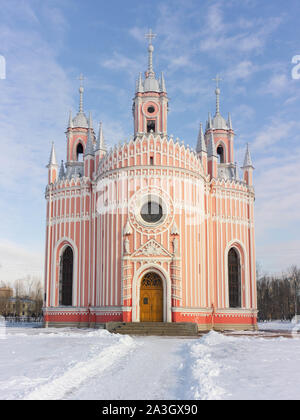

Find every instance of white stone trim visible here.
[52,237,78,307]
[224,239,249,309]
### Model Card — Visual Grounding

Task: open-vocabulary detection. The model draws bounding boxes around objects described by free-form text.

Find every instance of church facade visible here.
[43,32,257,331]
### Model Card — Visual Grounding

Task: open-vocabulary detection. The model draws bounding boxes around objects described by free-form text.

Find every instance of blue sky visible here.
[0,0,300,283]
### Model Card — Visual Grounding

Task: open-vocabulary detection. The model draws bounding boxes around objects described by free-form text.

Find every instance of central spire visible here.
[212,74,222,116]
[72,73,89,129]
[78,73,85,113]
[145,29,156,77]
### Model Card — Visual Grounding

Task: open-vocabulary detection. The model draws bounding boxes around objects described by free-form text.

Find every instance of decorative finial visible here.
[228,112,232,130]
[84,130,94,157]
[137,72,144,92]
[145,29,156,76]
[160,72,166,92]
[96,121,106,152]
[123,220,133,236]
[208,112,212,129]
[78,73,85,113]
[59,160,65,179]
[171,221,180,235]
[212,74,222,116]
[208,131,217,157]
[68,110,73,129]
[196,123,207,154]
[242,143,254,168]
[48,142,57,166]
[88,111,93,130]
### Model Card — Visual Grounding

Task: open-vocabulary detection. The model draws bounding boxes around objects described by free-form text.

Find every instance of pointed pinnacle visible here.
[228,112,232,130]
[208,131,217,157]
[68,110,73,128]
[48,142,58,166]
[242,143,254,168]
[96,121,106,151]
[137,72,144,92]
[88,112,93,130]
[208,112,213,129]
[160,72,166,92]
[196,123,207,153]
[59,160,65,178]
[84,130,94,157]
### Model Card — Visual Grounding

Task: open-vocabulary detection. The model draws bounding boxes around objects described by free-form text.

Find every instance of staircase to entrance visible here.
[106,322,199,336]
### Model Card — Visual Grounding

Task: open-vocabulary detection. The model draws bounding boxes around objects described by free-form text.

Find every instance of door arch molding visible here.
[132,264,172,322]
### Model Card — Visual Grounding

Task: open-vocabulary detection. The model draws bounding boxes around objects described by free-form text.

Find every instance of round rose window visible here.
[140,201,163,223]
[147,106,155,114]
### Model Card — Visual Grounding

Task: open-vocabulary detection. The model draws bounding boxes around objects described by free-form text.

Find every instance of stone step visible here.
[106,322,199,336]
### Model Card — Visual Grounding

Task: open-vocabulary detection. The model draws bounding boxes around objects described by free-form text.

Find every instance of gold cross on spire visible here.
[145,28,156,46]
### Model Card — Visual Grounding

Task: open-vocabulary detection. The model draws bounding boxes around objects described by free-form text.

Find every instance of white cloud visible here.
[101,52,145,79]
[262,74,291,96]
[251,118,300,150]
[225,60,258,81]
[199,4,283,56]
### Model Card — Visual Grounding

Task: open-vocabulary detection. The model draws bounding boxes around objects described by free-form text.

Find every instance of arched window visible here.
[147,120,156,133]
[59,246,73,306]
[76,143,84,162]
[228,248,241,308]
[217,145,225,163]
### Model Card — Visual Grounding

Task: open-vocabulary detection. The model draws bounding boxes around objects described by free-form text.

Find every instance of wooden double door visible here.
[140,272,163,322]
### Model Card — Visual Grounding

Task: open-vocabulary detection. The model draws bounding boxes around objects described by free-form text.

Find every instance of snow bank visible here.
[187,332,229,400]
[185,330,300,400]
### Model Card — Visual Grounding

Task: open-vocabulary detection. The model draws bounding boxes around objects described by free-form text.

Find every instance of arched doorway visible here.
[140,272,163,322]
[59,246,73,306]
[228,248,241,308]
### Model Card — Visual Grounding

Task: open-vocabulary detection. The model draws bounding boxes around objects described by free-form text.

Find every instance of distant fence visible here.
[4,316,43,323]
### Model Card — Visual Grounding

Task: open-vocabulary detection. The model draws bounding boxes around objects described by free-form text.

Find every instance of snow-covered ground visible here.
[258,320,300,331]
[1,322,300,400]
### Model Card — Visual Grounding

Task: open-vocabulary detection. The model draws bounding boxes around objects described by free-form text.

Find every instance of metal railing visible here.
[4,316,43,323]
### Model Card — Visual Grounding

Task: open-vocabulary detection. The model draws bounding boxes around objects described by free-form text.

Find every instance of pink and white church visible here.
[43,32,257,331]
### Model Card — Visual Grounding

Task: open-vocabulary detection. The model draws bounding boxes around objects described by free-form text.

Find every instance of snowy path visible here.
[70,336,187,400]
[2,325,300,400]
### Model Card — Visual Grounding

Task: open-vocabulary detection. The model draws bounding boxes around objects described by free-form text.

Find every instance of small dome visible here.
[143,76,160,92]
[212,114,228,130]
[73,112,88,128]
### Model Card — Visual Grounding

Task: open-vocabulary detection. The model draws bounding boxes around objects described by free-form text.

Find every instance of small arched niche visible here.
[76,143,84,162]
[217,144,225,163]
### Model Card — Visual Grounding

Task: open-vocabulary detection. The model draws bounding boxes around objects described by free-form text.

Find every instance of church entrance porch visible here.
[140,272,163,322]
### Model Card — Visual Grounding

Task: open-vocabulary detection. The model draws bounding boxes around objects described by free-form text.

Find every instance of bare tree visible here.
[257,266,300,321]
[0,281,12,315]
[13,276,44,316]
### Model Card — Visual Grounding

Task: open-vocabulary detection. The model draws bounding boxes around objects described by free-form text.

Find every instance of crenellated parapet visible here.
[96,134,204,178]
